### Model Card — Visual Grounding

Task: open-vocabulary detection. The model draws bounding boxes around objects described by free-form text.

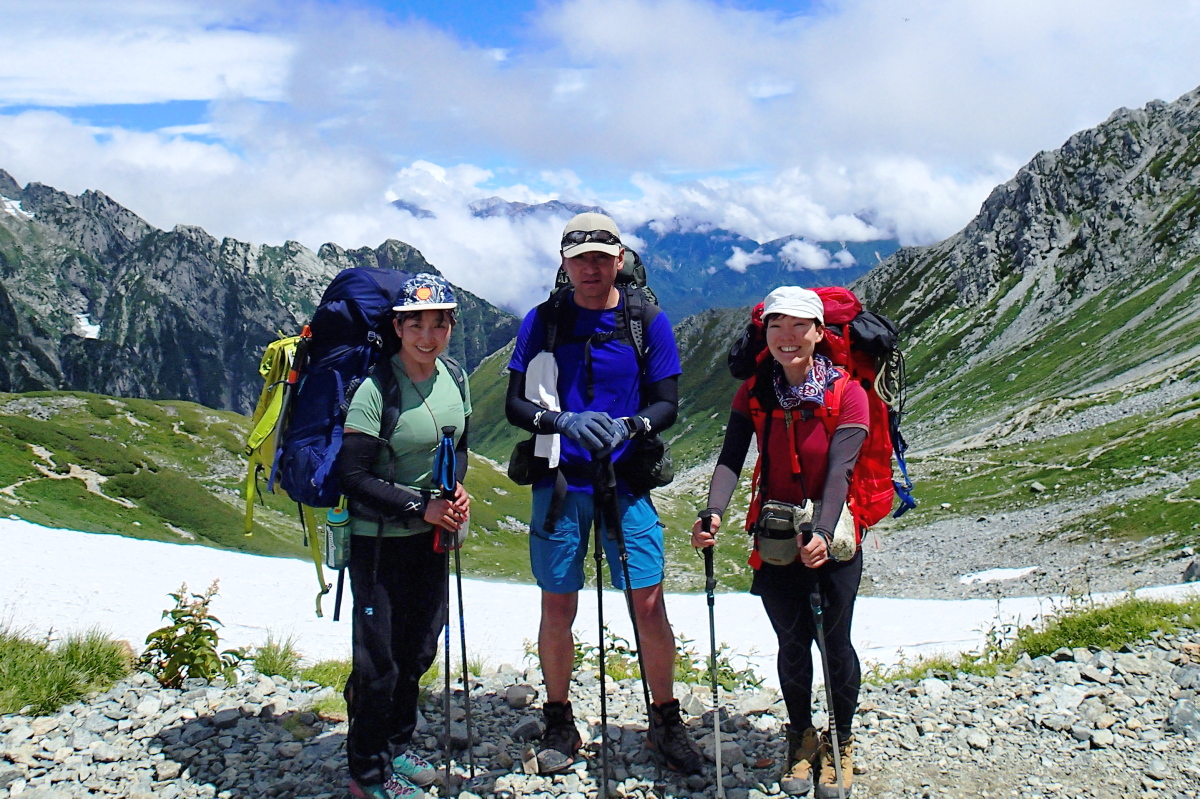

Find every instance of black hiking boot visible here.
[647,699,705,775]
[536,700,582,774]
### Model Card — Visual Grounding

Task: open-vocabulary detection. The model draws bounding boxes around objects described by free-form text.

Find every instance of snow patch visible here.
[74,314,101,339]
[959,566,1039,584]
[1,197,31,220]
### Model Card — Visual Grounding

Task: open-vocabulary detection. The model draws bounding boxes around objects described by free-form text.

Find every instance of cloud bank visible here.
[2,0,1199,311]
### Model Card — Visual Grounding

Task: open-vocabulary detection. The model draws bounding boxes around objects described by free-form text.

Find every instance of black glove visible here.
[554,411,619,453]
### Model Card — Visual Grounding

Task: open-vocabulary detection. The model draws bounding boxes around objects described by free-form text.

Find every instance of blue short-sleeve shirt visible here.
[509,293,681,489]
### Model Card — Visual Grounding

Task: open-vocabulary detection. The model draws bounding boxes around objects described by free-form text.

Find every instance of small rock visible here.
[1090,729,1115,748]
[735,691,777,715]
[1145,758,1171,781]
[505,685,537,710]
[212,708,241,729]
[511,717,542,742]
[29,718,59,736]
[1030,481,1047,493]
[964,729,989,750]
[919,678,950,703]
[680,693,706,717]
[92,743,124,763]
[155,761,183,781]
[1183,559,1200,583]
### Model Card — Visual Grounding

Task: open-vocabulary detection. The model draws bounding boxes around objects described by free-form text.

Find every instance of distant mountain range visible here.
[0,176,519,414]
[460,194,900,320]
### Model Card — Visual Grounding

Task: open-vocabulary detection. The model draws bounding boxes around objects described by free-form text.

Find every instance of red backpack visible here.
[728,287,915,536]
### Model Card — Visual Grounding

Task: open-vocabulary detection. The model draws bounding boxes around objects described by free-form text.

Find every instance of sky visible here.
[2,1,1200,311]
[6,518,1199,685]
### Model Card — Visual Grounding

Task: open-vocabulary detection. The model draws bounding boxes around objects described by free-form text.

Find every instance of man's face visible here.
[562,249,623,303]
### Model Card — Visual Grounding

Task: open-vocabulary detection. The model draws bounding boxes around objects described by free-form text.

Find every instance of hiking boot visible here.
[349,775,424,799]
[536,700,582,774]
[779,724,820,796]
[814,732,853,798]
[647,699,705,775]
[392,750,438,787]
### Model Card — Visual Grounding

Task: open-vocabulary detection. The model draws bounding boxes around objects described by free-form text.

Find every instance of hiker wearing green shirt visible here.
[336,274,472,799]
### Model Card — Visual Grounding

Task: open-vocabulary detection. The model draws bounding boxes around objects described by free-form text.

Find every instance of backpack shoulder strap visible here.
[818,368,851,438]
[373,360,403,443]
[438,354,469,405]
[538,287,575,353]
[621,286,661,367]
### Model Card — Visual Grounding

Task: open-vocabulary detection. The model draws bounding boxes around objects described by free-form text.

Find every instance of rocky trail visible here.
[2,631,1198,799]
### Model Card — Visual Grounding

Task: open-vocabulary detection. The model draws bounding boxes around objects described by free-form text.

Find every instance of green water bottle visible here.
[324,498,350,570]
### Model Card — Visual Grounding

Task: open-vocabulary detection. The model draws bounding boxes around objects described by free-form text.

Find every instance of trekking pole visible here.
[453,543,476,778]
[433,426,460,793]
[593,514,609,799]
[809,584,846,799]
[699,512,725,799]
[597,454,661,785]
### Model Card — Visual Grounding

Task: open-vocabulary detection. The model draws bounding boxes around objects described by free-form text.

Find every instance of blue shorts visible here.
[529,486,664,594]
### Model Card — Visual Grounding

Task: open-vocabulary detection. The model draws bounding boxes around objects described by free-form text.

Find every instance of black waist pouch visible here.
[614,434,674,495]
[508,436,551,486]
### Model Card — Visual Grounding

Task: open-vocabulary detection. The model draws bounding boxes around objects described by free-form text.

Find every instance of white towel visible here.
[525,351,562,468]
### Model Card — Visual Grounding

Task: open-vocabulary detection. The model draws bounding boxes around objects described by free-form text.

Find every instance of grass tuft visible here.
[252,632,302,680]
[0,625,132,715]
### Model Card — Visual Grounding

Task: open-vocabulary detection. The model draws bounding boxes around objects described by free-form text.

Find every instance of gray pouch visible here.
[755,500,811,566]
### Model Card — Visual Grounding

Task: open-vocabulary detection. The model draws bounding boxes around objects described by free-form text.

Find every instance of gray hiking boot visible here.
[780,724,820,796]
[536,700,582,774]
[647,699,705,775]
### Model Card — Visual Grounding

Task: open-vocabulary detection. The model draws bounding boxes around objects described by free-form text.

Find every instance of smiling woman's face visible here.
[765,313,824,371]
[394,309,452,367]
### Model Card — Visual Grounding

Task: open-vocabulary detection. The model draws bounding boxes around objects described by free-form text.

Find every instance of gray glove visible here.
[554,411,619,453]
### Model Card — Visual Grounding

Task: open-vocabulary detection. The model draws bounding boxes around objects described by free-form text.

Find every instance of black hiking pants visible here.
[751,549,862,740]
[345,532,447,785]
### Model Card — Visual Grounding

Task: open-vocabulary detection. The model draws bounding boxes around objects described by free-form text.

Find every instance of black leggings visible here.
[751,551,862,739]
[345,533,448,785]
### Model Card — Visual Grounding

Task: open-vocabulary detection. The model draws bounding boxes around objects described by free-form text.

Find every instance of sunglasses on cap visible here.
[561,229,621,248]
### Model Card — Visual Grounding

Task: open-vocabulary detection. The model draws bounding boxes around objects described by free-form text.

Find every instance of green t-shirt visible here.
[344,356,471,536]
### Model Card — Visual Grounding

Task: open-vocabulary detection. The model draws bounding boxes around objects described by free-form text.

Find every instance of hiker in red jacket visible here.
[692,286,867,798]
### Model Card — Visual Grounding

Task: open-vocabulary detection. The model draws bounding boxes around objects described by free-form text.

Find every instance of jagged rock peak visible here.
[0,169,20,199]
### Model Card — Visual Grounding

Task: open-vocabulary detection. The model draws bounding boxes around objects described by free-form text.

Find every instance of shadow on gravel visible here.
[149,681,738,799]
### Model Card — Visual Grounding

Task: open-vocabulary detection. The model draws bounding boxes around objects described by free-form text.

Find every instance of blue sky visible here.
[1,0,1198,310]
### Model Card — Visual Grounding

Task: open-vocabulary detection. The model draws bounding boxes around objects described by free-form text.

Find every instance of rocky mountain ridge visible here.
[0,175,519,414]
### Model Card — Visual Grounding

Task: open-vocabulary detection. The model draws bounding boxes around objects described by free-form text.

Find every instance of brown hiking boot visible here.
[647,699,705,774]
[536,700,582,774]
[815,732,853,798]
[780,725,820,796]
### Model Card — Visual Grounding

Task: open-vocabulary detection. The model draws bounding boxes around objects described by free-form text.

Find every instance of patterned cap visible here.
[393,273,457,312]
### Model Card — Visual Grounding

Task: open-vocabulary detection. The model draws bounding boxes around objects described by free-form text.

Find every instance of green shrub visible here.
[253,632,302,680]
[139,581,245,688]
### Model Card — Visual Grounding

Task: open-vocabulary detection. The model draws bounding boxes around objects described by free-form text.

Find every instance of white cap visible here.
[762,286,824,324]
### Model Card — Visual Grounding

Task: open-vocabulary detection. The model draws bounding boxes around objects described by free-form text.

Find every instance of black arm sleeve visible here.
[455,420,469,485]
[704,409,755,517]
[813,427,867,538]
[505,369,563,434]
[636,375,678,434]
[336,432,428,520]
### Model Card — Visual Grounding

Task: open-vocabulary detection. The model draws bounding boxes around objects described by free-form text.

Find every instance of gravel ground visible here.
[2,632,1198,799]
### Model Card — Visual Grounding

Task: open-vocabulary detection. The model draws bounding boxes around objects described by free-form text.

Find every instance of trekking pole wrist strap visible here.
[618,415,651,438]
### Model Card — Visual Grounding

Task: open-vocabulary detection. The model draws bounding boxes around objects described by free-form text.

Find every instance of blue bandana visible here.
[773,353,837,410]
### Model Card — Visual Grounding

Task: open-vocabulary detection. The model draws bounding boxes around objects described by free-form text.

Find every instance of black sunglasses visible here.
[561,229,621,248]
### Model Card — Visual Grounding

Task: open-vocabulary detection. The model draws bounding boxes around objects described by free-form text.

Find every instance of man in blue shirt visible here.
[506,213,704,776]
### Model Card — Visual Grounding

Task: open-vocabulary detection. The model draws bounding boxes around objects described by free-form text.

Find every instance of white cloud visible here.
[779,240,832,271]
[3,0,1200,313]
[0,1,291,106]
[725,246,773,273]
[832,249,857,268]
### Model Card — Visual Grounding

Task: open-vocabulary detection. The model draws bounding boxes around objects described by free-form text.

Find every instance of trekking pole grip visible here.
[700,512,716,596]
